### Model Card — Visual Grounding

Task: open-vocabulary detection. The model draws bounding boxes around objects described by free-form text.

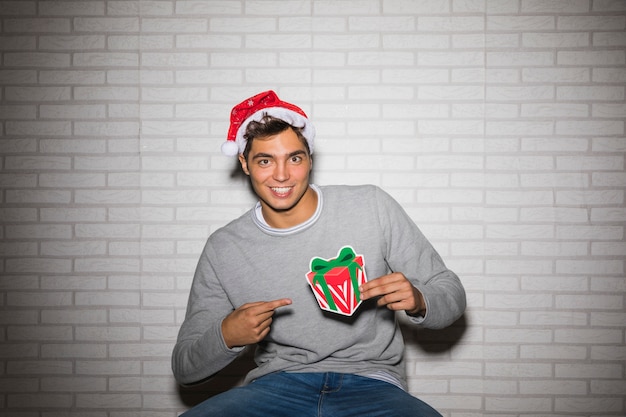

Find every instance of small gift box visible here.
[306,246,368,316]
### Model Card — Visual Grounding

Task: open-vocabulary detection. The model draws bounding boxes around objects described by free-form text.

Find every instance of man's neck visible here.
[262,186,318,229]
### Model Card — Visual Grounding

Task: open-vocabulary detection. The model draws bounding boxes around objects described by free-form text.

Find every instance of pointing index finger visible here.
[265,298,292,311]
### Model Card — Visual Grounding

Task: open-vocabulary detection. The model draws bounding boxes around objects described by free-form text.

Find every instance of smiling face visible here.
[239,127,317,229]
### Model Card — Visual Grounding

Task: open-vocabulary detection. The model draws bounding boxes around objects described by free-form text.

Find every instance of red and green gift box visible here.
[306,246,368,316]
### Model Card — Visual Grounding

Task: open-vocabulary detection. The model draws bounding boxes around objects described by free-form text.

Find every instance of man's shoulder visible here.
[320,184,393,204]
[209,209,254,241]
[319,183,381,197]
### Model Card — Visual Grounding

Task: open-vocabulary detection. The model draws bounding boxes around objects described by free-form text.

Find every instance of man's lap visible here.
[180,372,442,417]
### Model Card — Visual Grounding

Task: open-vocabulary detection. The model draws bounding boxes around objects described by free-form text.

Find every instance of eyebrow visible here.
[252,150,307,160]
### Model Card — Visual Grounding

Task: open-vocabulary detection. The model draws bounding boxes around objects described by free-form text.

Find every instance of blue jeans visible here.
[180,372,442,417]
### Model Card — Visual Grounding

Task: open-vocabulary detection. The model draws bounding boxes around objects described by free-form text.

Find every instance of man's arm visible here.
[372,186,467,329]
[171,246,241,385]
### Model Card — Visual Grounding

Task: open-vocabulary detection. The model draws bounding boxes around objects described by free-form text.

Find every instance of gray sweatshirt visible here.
[172,184,466,388]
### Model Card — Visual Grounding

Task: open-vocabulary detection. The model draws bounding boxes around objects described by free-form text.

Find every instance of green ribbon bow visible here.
[310,246,363,312]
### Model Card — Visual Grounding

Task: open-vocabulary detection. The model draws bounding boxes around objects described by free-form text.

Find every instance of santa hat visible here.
[221,90,315,156]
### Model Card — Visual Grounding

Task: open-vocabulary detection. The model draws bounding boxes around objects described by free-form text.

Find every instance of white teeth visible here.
[272,187,291,194]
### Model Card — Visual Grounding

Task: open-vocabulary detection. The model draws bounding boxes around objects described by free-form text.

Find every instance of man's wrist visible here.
[407,288,426,317]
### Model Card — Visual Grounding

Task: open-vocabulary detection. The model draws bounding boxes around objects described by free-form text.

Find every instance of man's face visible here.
[239,128,315,228]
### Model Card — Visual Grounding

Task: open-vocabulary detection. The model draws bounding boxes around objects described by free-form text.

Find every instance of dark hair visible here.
[242,114,310,160]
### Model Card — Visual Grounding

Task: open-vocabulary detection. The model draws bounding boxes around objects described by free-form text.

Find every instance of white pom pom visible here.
[221,140,239,156]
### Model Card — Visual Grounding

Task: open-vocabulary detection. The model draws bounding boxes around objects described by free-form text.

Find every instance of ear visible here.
[238,154,250,176]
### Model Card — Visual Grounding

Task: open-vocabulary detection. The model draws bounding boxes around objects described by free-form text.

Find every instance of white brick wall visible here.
[1,0,624,415]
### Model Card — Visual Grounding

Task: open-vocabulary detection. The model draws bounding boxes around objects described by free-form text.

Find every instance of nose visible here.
[273,161,289,182]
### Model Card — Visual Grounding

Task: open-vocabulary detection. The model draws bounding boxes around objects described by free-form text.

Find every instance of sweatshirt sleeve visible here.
[171,241,244,385]
[375,186,466,330]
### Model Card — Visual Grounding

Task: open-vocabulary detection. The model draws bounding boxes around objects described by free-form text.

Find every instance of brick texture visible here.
[1,0,625,416]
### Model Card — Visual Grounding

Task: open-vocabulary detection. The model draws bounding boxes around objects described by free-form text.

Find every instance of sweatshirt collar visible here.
[252,184,322,236]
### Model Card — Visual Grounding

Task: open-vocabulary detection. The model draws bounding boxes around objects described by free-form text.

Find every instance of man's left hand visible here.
[359,272,426,316]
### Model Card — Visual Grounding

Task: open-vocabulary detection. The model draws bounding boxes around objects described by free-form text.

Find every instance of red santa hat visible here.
[221,90,315,156]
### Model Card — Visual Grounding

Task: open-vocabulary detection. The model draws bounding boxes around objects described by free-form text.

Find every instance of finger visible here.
[262,298,293,312]
[359,279,382,299]
[376,291,400,307]
[360,279,400,300]
[359,276,387,292]
[239,298,291,316]
[377,287,420,312]
[248,298,292,326]
[238,300,272,311]
[360,273,405,295]
[379,299,412,311]
[253,315,274,334]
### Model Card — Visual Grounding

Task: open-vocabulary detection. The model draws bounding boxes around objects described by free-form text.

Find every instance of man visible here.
[172,90,466,416]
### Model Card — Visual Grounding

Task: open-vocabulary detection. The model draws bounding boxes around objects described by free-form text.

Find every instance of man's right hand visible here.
[221,298,292,349]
